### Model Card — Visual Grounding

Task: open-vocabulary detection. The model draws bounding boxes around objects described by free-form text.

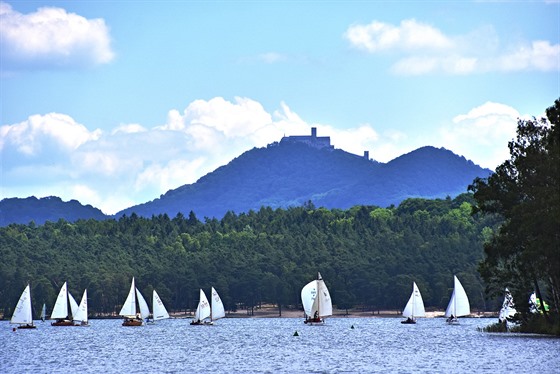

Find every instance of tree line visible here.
[0,193,500,318]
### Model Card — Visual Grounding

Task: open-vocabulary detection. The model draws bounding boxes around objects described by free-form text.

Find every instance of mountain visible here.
[0,196,107,226]
[116,142,492,219]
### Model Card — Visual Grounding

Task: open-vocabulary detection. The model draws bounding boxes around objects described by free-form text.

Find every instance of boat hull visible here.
[122,318,143,326]
[190,320,213,325]
[17,324,37,329]
[401,319,416,324]
[51,319,77,326]
[304,317,325,325]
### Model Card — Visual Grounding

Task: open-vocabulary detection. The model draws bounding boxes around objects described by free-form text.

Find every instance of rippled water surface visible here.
[2,317,559,373]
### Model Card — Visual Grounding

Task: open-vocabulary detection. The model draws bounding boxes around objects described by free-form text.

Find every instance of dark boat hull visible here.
[122,318,143,326]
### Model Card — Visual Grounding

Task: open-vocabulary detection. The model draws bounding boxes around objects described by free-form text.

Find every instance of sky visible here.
[1,1,559,215]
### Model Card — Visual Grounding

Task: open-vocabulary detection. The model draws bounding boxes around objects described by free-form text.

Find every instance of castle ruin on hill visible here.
[280,127,370,160]
[280,127,333,149]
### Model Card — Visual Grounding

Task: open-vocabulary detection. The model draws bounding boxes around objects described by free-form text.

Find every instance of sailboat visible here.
[498,288,516,323]
[147,289,170,324]
[301,272,332,325]
[190,287,225,325]
[191,289,211,325]
[119,277,150,326]
[11,284,36,329]
[445,275,470,324]
[401,282,425,324]
[51,282,80,326]
[73,289,90,326]
[40,303,47,322]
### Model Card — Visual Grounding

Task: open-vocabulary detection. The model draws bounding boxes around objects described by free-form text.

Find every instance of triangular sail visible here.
[194,289,211,322]
[11,284,33,325]
[69,292,79,318]
[136,288,151,320]
[119,278,137,317]
[40,303,46,322]
[51,282,69,319]
[301,280,318,317]
[211,287,225,321]
[73,289,88,323]
[152,290,170,321]
[316,273,332,318]
[403,282,426,319]
[445,275,470,318]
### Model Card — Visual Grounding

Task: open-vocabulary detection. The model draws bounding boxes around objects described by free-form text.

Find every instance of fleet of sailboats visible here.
[190,287,225,325]
[301,272,332,325]
[401,282,425,324]
[445,275,471,324]
[14,274,541,331]
[11,284,36,329]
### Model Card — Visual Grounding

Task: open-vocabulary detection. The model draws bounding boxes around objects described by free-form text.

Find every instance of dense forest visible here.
[0,193,501,319]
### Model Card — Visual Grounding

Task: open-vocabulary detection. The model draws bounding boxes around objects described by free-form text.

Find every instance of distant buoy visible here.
[12,327,16,332]
[351,325,355,329]
[293,330,299,336]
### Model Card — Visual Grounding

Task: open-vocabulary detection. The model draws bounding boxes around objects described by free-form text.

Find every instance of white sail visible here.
[51,282,69,319]
[211,287,226,321]
[136,288,151,320]
[152,290,170,321]
[403,282,426,319]
[301,279,318,317]
[119,277,137,317]
[194,289,211,322]
[317,273,332,318]
[445,275,470,318]
[69,292,79,317]
[498,288,516,322]
[11,284,34,325]
[73,289,88,324]
[40,303,46,322]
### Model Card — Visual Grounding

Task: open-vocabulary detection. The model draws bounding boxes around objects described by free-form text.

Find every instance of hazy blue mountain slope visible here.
[116,143,492,219]
[0,196,107,226]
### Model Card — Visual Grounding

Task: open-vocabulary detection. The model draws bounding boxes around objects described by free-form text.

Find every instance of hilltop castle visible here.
[280,127,333,149]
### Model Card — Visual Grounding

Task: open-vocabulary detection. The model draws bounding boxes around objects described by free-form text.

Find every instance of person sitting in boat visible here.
[406,317,413,323]
[446,314,455,323]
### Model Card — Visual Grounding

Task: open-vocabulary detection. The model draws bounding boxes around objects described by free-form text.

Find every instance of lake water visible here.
[2,317,559,373]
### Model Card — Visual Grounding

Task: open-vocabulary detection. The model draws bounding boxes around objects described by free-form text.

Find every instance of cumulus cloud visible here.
[436,102,521,169]
[0,2,114,71]
[345,18,559,75]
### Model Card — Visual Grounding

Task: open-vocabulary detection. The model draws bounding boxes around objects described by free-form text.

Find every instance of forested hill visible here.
[117,143,492,219]
[0,194,500,317]
[0,196,106,226]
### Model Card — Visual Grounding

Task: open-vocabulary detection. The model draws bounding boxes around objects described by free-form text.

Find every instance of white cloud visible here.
[436,102,520,169]
[345,18,559,75]
[345,19,453,53]
[0,2,114,70]
[0,113,101,155]
[258,52,288,64]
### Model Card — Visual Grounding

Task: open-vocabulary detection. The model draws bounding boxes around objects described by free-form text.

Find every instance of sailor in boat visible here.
[305,311,323,324]
[446,314,455,323]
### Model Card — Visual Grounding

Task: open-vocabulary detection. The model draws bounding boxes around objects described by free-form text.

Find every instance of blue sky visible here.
[1,1,559,214]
